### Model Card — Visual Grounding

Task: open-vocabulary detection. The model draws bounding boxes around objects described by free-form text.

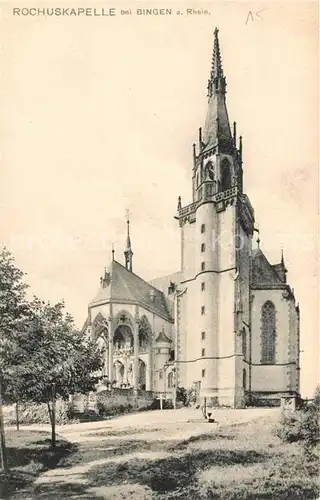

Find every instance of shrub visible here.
[176,387,188,406]
[176,386,197,406]
[162,399,174,410]
[312,385,320,409]
[277,407,319,451]
[5,400,74,425]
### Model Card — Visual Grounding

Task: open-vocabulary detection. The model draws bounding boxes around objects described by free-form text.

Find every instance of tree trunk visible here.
[0,375,8,471]
[46,392,56,449]
[51,383,56,448]
[15,402,19,431]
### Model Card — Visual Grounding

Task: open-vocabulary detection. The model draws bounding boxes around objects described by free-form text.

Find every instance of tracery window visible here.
[261,301,276,364]
[205,161,214,180]
[220,158,231,191]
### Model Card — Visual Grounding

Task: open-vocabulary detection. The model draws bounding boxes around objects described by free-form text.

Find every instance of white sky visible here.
[0,1,318,397]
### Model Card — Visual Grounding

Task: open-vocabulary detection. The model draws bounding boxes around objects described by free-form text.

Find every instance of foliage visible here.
[3,297,103,405]
[97,400,134,417]
[176,387,188,405]
[186,386,197,404]
[176,386,197,406]
[0,247,103,446]
[0,248,30,389]
[4,401,75,426]
[312,385,320,409]
[276,389,320,452]
[277,409,319,448]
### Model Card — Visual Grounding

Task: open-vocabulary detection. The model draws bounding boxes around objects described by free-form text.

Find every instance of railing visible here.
[178,186,238,218]
[113,347,134,357]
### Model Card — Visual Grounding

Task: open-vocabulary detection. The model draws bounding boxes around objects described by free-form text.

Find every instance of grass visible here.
[0,429,77,499]
[1,415,319,499]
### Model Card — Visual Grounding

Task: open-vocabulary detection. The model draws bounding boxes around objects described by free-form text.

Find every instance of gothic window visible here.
[201,306,205,315]
[242,328,247,360]
[221,158,232,191]
[243,368,247,390]
[205,161,214,180]
[201,262,205,271]
[201,224,205,233]
[168,372,174,389]
[201,243,205,252]
[261,301,276,364]
[201,282,205,291]
[113,324,133,349]
[138,315,151,350]
[202,369,206,378]
[201,331,206,340]
[201,348,206,357]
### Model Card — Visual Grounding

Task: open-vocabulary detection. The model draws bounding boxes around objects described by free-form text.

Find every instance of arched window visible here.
[220,158,231,191]
[205,161,214,180]
[242,328,247,360]
[243,368,247,390]
[168,372,174,389]
[261,301,276,364]
[138,315,151,351]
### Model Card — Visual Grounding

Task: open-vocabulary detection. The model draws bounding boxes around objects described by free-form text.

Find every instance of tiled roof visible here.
[251,248,286,289]
[89,260,173,322]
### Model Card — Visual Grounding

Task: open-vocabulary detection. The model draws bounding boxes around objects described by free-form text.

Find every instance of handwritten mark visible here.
[245,9,267,25]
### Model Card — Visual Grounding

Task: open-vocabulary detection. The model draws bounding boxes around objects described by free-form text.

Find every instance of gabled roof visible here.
[148,270,183,295]
[155,328,172,344]
[251,248,286,289]
[89,260,173,322]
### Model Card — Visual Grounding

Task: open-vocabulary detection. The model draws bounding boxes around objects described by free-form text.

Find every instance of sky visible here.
[0,1,318,396]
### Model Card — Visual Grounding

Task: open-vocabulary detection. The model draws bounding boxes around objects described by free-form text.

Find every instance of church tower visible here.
[176,28,255,407]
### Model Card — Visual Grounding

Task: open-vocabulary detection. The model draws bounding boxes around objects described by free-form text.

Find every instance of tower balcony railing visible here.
[178,186,238,218]
[113,347,134,357]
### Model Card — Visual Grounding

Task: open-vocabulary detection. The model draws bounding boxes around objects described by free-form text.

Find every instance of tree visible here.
[0,248,103,448]
[312,385,320,409]
[0,248,29,470]
[3,297,103,447]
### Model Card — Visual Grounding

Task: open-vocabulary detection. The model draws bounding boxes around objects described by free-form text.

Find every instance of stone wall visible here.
[71,388,154,415]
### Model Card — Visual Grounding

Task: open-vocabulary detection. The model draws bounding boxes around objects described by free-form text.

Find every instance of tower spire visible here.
[207,27,226,98]
[124,209,133,271]
[203,27,232,153]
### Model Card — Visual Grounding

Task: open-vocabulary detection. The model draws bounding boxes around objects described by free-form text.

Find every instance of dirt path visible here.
[30,407,279,499]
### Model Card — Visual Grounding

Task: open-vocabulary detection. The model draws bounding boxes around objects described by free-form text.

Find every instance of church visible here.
[83,29,301,408]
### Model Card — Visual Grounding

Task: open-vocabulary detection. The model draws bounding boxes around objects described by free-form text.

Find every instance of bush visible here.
[176,387,188,406]
[5,400,74,425]
[162,399,174,409]
[176,386,197,407]
[97,401,134,417]
[277,407,319,451]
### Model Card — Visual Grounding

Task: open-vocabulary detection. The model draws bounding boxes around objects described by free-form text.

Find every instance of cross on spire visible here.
[111,242,115,261]
[124,208,133,271]
[207,27,226,97]
[125,208,131,223]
